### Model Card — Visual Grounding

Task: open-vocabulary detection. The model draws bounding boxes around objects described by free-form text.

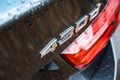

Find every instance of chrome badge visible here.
[39,3,101,58]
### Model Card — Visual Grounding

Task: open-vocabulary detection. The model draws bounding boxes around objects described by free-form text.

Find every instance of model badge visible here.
[39,3,101,58]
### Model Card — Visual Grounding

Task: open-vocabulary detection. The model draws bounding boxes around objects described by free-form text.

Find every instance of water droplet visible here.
[8,12,12,16]
[7,0,11,5]
[41,3,45,6]
[27,10,30,14]
[31,8,34,12]
[14,15,19,20]
[21,0,25,3]
[38,1,42,7]
[29,1,33,5]
[17,8,20,11]
[30,0,42,6]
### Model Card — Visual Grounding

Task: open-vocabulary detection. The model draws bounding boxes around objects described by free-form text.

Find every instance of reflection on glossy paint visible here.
[0,0,51,26]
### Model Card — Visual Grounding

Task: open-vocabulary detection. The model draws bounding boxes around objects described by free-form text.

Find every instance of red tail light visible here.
[61,0,120,70]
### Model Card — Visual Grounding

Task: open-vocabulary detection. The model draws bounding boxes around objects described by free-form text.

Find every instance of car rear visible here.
[0,0,120,80]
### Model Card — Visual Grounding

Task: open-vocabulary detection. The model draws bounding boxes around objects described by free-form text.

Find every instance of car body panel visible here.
[0,0,120,80]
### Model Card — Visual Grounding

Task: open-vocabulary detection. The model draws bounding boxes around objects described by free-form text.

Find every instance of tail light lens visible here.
[61,0,120,70]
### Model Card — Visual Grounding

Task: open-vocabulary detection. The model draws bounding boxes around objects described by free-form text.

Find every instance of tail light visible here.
[61,0,120,70]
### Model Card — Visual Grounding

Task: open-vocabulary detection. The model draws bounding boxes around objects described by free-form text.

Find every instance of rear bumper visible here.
[111,24,120,80]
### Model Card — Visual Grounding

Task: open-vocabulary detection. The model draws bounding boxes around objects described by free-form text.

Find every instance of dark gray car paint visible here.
[0,0,117,80]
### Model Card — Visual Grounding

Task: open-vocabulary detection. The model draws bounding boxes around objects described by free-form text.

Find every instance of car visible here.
[0,0,120,80]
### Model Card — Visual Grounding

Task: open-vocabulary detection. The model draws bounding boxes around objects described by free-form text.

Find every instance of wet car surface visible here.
[0,0,120,80]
